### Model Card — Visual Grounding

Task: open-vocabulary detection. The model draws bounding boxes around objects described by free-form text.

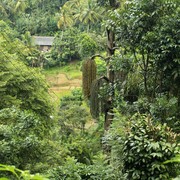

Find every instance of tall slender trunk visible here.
[104,29,115,131]
[104,0,119,131]
[142,53,149,97]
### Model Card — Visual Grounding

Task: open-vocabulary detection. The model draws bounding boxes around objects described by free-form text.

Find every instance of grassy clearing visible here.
[44,62,95,130]
[49,89,71,98]
[44,62,82,106]
[43,61,82,80]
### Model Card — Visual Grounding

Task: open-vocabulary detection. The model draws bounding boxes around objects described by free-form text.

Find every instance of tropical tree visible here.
[0,21,57,175]
[84,0,179,125]
[0,21,53,120]
[51,27,80,65]
[0,0,27,20]
[82,0,121,130]
[57,3,74,29]
[112,0,180,100]
[57,0,104,31]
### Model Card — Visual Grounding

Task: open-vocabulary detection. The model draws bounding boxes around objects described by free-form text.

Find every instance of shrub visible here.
[58,89,89,137]
[48,154,115,180]
[0,164,47,180]
[0,108,48,170]
[133,96,180,132]
[78,33,98,58]
[123,114,179,180]
[102,111,130,180]
[95,56,106,77]
[51,28,80,65]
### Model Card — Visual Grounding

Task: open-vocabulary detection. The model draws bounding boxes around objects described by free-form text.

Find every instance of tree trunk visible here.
[104,29,115,131]
[104,0,119,131]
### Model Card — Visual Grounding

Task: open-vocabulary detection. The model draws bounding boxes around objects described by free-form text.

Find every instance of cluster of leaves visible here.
[57,0,104,32]
[0,20,57,176]
[48,154,115,180]
[133,96,180,132]
[0,21,53,120]
[104,110,180,180]
[115,95,180,132]
[0,59,52,119]
[0,108,46,168]
[58,89,89,137]
[95,56,107,76]
[0,164,47,180]
[50,29,104,66]
[0,0,66,35]
[113,0,180,99]
[122,114,179,179]
[50,28,80,66]
[102,111,128,179]
[78,33,98,58]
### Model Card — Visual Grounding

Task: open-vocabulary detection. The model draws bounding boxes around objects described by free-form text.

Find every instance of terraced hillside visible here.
[44,63,82,100]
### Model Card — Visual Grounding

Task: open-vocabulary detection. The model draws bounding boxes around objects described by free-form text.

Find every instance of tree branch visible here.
[98,76,110,83]
[91,54,110,61]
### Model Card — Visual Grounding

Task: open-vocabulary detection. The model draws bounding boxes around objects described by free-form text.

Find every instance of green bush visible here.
[102,111,127,180]
[0,164,47,180]
[0,108,48,170]
[133,96,180,132]
[78,33,98,58]
[123,114,179,180]
[51,28,80,66]
[48,154,115,180]
[95,56,106,77]
[60,89,83,108]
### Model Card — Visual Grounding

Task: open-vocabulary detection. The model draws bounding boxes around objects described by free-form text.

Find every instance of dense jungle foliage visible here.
[0,0,179,179]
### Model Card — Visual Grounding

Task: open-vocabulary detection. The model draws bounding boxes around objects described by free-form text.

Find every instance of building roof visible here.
[33,36,54,46]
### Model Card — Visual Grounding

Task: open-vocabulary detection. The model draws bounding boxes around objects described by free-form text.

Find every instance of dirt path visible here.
[46,73,82,93]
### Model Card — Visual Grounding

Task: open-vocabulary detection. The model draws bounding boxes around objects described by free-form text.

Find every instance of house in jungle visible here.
[33,36,54,52]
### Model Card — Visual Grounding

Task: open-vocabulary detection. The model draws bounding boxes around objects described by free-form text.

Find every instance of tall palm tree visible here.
[75,0,103,31]
[58,0,104,31]
[14,0,27,13]
[0,0,27,20]
[57,3,74,29]
[0,4,8,17]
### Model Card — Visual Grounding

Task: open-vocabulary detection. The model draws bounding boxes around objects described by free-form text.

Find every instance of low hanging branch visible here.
[90,54,110,61]
[98,76,110,83]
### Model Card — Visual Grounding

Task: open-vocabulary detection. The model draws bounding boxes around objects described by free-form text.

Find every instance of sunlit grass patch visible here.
[43,61,82,80]
[45,62,82,109]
